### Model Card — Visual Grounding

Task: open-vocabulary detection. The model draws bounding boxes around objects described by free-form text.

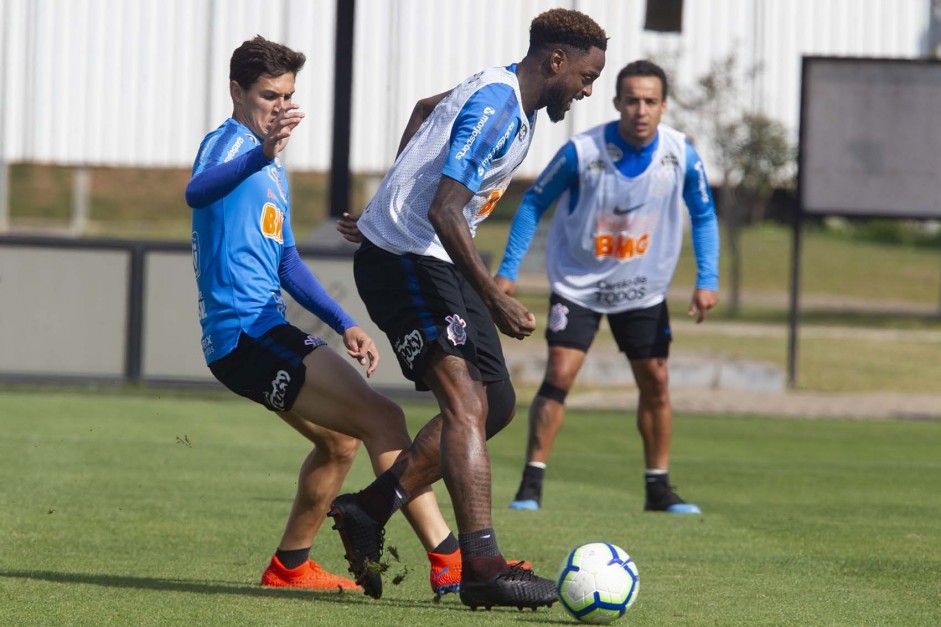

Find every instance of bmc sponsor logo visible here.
[260,203,284,243]
[394,329,424,370]
[224,136,244,162]
[476,189,503,217]
[264,370,291,411]
[455,106,496,160]
[594,231,650,262]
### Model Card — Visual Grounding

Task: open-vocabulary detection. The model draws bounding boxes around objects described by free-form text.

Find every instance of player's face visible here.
[613,75,666,147]
[546,46,606,123]
[230,73,297,139]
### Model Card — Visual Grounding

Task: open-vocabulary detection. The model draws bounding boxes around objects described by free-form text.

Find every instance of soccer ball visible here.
[556,542,639,624]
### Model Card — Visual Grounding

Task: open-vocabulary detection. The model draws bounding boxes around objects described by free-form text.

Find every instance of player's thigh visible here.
[608,301,672,361]
[290,346,409,446]
[423,351,487,428]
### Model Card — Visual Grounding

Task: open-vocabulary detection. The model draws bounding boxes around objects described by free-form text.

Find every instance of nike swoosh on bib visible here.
[612,203,644,215]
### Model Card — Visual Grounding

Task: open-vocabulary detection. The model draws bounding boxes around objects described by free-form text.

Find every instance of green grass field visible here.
[2,390,939,626]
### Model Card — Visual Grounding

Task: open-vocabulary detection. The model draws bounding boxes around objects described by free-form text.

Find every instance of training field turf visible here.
[1,388,939,626]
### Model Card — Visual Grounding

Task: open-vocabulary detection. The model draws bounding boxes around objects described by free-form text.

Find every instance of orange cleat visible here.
[428,549,533,595]
[260,554,363,591]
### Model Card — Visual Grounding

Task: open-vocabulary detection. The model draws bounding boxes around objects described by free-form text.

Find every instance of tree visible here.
[669,53,794,316]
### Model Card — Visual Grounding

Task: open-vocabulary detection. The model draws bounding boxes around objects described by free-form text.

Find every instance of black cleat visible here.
[328,493,386,598]
[509,466,544,511]
[644,475,702,515]
[459,563,558,611]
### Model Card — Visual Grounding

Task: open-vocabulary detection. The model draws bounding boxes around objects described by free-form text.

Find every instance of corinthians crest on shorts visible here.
[445,314,467,346]
[548,303,569,333]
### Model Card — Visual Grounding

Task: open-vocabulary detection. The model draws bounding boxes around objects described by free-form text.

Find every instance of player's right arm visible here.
[428,84,535,339]
[495,142,578,295]
[186,106,303,209]
[428,176,535,340]
[185,143,270,209]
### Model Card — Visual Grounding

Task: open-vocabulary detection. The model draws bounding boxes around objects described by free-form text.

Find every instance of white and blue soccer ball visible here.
[556,542,639,624]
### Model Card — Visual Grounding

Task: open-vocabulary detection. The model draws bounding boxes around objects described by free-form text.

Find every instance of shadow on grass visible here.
[0,569,360,603]
[0,569,566,621]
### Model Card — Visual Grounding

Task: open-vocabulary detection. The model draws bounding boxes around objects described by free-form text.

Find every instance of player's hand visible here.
[494,275,517,296]
[487,291,536,340]
[688,288,719,323]
[263,103,304,160]
[342,326,379,377]
[336,212,363,244]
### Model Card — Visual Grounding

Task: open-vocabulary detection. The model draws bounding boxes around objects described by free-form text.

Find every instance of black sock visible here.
[515,463,545,501]
[358,470,409,524]
[460,528,505,581]
[645,471,670,495]
[459,527,501,559]
[431,532,459,555]
[275,546,310,569]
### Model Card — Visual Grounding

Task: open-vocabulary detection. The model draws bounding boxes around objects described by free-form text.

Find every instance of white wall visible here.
[0,0,931,178]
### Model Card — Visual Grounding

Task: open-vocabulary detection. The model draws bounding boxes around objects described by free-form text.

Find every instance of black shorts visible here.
[354,238,509,392]
[208,323,327,412]
[545,293,671,360]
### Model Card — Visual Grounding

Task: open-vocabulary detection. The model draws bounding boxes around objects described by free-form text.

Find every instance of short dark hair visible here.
[229,35,306,90]
[616,60,668,100]
[529,8,608,55]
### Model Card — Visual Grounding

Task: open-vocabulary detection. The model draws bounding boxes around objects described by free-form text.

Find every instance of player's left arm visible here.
[335,90,454,242]
[682,142,720,323]
[396,90,452,156]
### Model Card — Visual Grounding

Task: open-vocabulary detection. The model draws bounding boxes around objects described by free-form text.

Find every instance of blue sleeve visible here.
[278,246,357,335]
[442,83,520,193]
[282,212,296,248]
[496,142,579,281]
[185,144,271,208]
[683,142,720,291]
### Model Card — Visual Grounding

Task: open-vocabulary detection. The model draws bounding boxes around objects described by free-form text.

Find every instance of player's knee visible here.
[537,380,569,404]
[322,431,361,465]
[375,395,406,425]
[484,378,517,440]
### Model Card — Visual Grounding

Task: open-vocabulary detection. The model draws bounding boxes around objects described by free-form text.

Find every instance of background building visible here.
[0,0,931,178]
